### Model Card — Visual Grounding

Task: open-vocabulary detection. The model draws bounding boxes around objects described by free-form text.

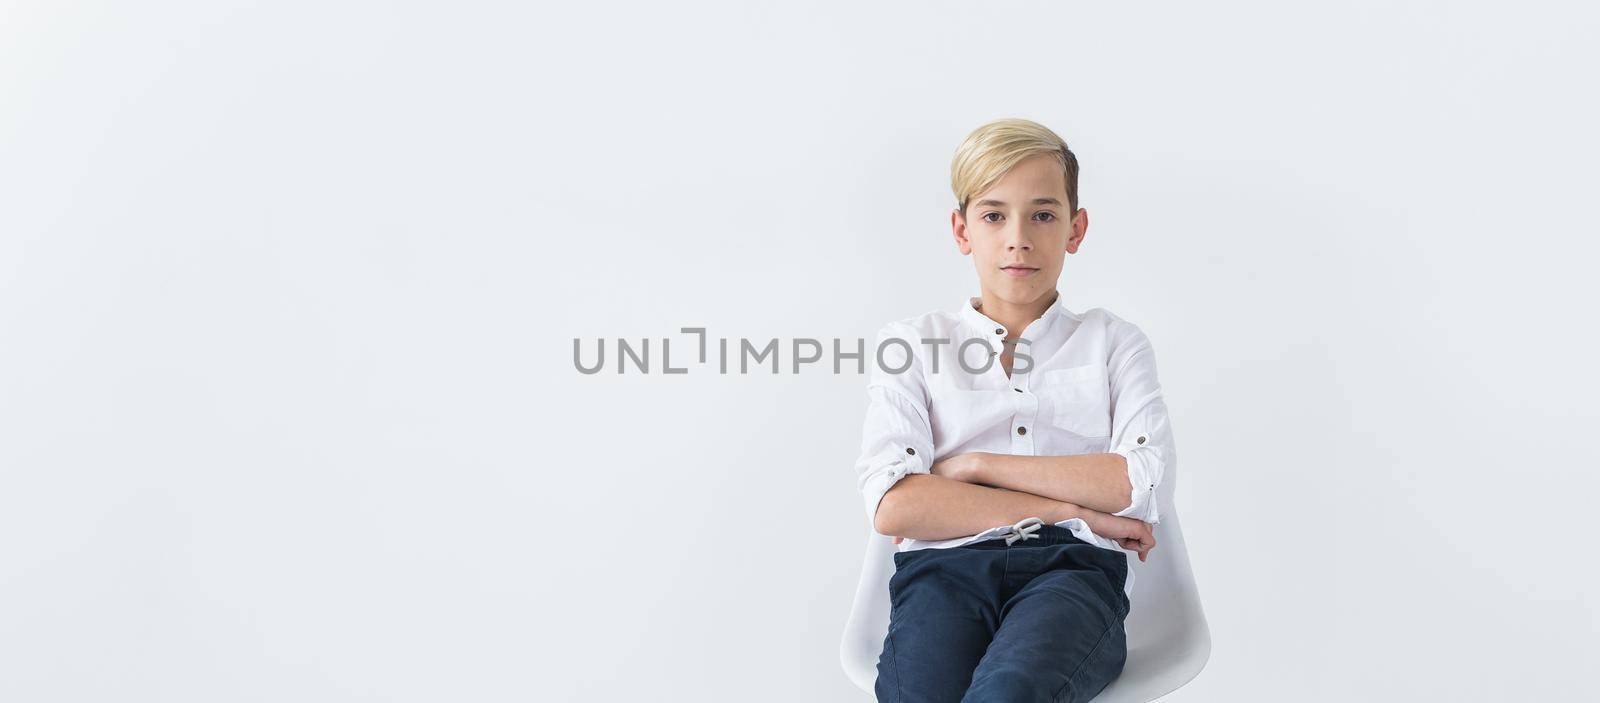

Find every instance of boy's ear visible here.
[951,208,973,255]
[1064,208,1088,254]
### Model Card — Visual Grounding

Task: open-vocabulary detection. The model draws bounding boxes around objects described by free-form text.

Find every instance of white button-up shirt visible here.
[852,294,1175,601]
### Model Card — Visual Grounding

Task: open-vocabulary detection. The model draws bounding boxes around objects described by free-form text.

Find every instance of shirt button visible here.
[1017,426,1027,435]
[905,447,916,455]
[1014,388,1022,393]
[994,328,1004,335]
[1136,435,1147,445]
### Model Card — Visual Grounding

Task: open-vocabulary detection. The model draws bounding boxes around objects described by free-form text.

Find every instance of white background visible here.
[3,1,1597,700]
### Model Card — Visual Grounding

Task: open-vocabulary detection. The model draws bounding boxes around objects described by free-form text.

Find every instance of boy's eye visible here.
[1035,212,1056,222]
[982,212,1002,223]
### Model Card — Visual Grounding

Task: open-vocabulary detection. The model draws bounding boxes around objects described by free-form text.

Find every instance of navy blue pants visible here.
[875,524,1130,703]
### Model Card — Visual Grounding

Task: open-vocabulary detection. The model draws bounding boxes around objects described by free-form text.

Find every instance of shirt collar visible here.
[959,290,1077,341]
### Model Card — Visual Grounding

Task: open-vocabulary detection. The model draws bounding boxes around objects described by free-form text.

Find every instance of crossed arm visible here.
[875,452,1155,561]
[934,451,1135,515]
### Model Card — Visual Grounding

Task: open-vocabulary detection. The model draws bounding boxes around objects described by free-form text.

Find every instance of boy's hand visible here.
[930,452,989,483]
[1082,510,1156,562]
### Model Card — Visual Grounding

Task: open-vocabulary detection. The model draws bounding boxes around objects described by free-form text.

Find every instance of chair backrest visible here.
[839,468,1211,701]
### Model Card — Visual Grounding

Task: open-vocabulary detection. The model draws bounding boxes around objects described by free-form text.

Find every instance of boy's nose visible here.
[1004,224,1033,250]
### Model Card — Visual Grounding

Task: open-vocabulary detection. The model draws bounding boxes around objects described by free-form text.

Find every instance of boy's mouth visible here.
[1000,265,1039,278]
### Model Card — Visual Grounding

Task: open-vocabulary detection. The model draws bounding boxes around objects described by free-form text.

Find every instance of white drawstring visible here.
[1004,516,1044,546]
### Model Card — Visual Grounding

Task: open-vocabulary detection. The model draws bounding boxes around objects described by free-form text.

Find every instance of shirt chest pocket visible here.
[1036,364,1111,439]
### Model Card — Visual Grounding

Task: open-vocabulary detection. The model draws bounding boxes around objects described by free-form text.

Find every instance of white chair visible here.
[839,468,1210,701]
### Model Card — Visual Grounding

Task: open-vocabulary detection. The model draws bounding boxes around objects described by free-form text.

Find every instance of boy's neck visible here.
[977,289,1060,339]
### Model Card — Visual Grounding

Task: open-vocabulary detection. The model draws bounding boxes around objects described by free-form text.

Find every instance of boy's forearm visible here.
[972,452,1133,516]
[875,473,1089,541]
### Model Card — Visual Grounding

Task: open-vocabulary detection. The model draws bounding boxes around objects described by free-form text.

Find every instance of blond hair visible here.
[950,118,1080,217]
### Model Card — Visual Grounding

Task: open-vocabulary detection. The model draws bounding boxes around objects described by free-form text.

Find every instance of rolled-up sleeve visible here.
[1105,324,1174,525]
[853,323,934,533]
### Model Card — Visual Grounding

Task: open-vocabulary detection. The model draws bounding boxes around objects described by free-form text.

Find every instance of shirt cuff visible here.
[1109,446,1161,524]
[861,454,928,531]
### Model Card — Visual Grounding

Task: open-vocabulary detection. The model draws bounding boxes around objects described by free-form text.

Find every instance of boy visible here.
[855,118,1173,703]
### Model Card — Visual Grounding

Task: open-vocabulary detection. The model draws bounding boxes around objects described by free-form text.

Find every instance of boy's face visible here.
[951,153,1087,308]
